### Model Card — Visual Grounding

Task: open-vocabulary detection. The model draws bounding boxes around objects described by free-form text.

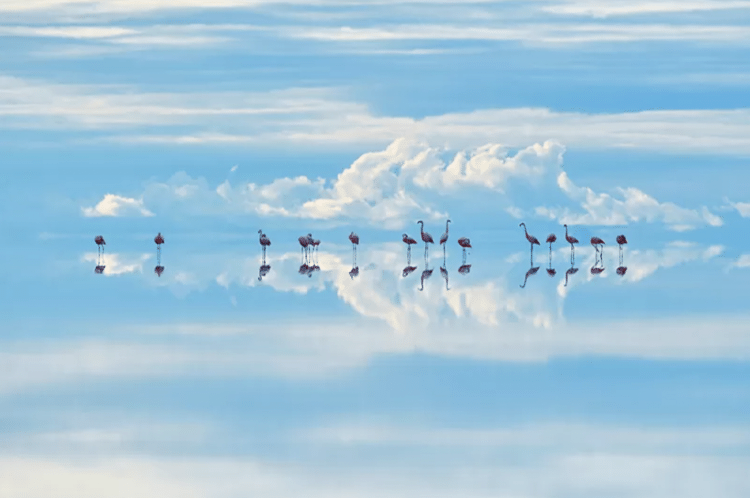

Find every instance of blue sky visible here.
[2,1,750,496]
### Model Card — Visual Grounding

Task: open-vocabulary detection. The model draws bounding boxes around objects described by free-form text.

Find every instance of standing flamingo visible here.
[439,220,451,258]
[590,236,605,260]
[417,221,434,260]
[298,235,310,262]
[616,234,628,266]
[258,229,271,261]
[311,237,320,263]
[154,232,165,277]
[546,233,556,257]
[520,223,540,265]
[349,231,359,266]
[564,224,579,262]
[94,235,106,273]
[402,233,417,264]
[457,237,471,264]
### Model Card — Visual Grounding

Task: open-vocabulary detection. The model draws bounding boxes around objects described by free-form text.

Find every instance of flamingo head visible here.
[417,220,423,225]
[258,229,262,234]
[519,222,525,228]
[447,219,451,224]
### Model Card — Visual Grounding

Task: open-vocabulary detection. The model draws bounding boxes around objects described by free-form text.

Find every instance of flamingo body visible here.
[349,232,359,245]
[457,237,471,248]
[402,234,417,246]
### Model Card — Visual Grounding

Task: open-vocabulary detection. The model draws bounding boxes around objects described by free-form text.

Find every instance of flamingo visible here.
[616,266,627,276]
[311,238,320,262]
[298,263,309,275]
[298,235,310,262]
[616,234,628,265]
[590,236,605,259]
[439,220,451,257]
[457,237,471,264]
[457,264,471,276]
[349,266,359,280]
[94,235,106,269]
[417,221,434,259]
[547,267,556,277]
[440,265,450,290]
[519,266,540,288]
[419,267,433,291]
[564,224,579,262]
[546,233,556,258]
[258,230,271,260]
[520,223,540,265]
[402,265,418,278]
[402,233,418,264]
[349,231,359,266]
[154,232,164,245]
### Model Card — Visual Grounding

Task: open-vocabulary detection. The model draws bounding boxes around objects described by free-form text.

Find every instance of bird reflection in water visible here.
[564,261,579,287]
[419,260,433,291]
[402,265,418,278]
[616,266,627,276]
[519,264,540,288]
[349,266,359,280]
[258,264,271,281]
[95,265,105,274]
[154,265,165,277]
[306,264,320,278]
[440,265,449,290]
[298,263,309,276]
[458,264,471,276]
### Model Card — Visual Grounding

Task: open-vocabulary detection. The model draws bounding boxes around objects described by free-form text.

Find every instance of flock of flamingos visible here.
[92,221,628,290]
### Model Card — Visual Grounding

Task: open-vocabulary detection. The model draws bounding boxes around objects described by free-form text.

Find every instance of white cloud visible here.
[732,254,750,268]
[727,199,750,217]
[534,171,723,230]
[541,1,750,17]
[85,139,720,233]
[81,194,154,217]
[5,75,750,155]
[288,22,750,45]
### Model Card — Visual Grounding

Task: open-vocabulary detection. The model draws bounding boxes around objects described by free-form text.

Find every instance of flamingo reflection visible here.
[258,263,271,281]
[440,265,449,290]
[458,264,471,276]
[519,264,540,288]
[564,262,579,287]
[402,265,418,277]
[349,266,359,279]
[419,262,433,291]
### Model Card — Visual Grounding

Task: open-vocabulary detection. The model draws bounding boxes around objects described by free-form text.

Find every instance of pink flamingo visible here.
[417,221,434,259]
[546,233,556,256]
[564,224,579,262]
[616,234,627,265]
[154,232,165,276]
[457,237,471,264]
[520,223,540,265]
[590,236,605,259]
[258,230,271,260]
[94,235,106,270]
[439,220,451,257]
[403,233,418,264]
[298,235,310,262]
[349,231,359,266]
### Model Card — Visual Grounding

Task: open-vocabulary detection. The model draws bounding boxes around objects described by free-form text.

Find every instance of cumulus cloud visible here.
[726,198,750,217]
[535,171,722,230]
[84,138,720,233]
[81,194,153,217]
